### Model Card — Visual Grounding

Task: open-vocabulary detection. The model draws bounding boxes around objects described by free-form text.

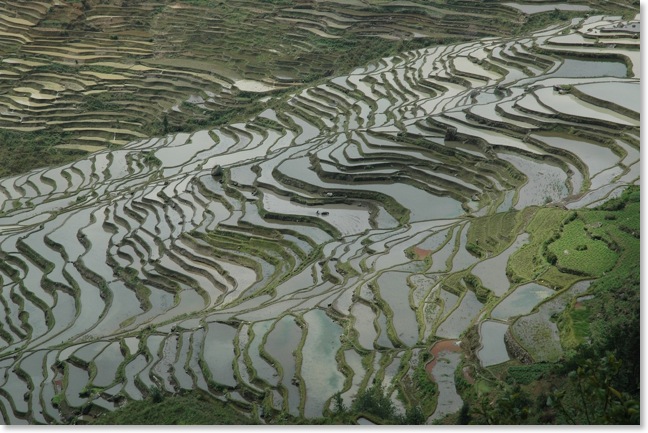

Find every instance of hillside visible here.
[0,0,640,426]
[0,0,637,176]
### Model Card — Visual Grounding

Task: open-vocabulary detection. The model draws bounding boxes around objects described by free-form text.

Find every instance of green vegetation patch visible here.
[0,129,86,179]
[347,384,425,425]
[507,207,571,286]
[466,208,533,258]
[558,301,592,350]
[410,350,438,415]
[506,363,554,385]
[560,186,640,382]
[546,218,618,277]
[459,187,640,425]
[92,390,254,425]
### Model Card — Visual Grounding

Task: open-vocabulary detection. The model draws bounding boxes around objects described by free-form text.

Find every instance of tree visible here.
[401,405,425,425]
[352,384,396,422]
[549,354,639,425]
[332,391,346,414]
[162,113,169,134]
[150,386,164,403]
[473,385,531,424]
[458,402,472,425]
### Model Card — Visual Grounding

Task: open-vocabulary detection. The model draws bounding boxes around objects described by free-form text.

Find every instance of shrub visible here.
[150,386,164,403]
[507,364,555,385]
[352,384,396,421]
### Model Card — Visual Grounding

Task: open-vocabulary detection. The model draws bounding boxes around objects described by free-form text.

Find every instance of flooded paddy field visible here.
[0,12,638,424]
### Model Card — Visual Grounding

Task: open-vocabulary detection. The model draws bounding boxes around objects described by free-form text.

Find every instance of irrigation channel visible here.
[0,15,639,424]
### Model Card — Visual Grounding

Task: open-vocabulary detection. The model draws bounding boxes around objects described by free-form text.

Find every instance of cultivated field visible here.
[0,1,640,425]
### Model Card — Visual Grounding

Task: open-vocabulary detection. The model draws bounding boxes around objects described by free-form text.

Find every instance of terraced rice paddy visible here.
[0,10,639,424]
[0,0,534,158]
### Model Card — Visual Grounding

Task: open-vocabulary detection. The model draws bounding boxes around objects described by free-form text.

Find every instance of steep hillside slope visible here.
[0,2,639,426]
[0,0,637,175]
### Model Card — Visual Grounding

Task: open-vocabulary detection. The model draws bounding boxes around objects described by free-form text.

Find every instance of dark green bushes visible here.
[0,129,85,178]
[350,384,425,425]
[507,363,554,385]
[92,389,253,425]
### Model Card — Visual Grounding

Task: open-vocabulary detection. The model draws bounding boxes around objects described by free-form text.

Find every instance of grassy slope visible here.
[454,186,640,425]
[92,391,254,425]
[0,0,639,177]
[0,129,87,179]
